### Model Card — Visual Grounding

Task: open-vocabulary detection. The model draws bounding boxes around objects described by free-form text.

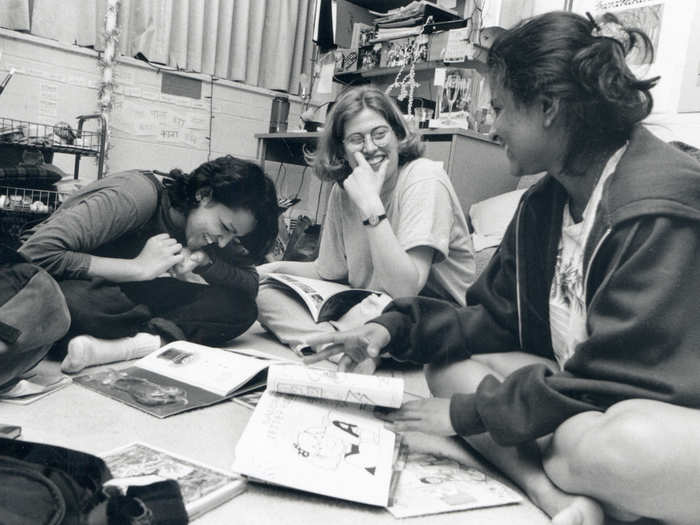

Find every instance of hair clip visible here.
[587,12,631,52]
[585,12,600,30]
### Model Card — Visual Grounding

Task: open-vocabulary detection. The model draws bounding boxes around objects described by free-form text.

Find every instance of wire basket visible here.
[0,185,59,248]
[0,117,101,155]
[0,185,61,214]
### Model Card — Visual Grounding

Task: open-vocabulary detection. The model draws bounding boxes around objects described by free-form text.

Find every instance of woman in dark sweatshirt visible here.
[305,11,700,525]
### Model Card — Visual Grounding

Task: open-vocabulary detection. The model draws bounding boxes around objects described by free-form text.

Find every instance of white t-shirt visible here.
[549,146,627,368]
[314,158,475,306]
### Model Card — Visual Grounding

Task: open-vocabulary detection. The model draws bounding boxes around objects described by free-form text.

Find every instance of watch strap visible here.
[362,213,387,226]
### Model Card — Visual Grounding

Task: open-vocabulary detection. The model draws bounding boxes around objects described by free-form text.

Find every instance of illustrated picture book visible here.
[264,272,380,323]
[74,341,283,418]
[387,452,522,518]
[102,442,246,520]
[232,363,404,507]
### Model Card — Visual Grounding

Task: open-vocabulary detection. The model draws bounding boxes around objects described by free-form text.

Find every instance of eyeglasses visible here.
[343,126,392,150]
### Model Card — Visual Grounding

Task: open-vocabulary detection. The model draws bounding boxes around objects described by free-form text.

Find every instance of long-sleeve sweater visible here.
[19,170,258,297]
[372,126,700,446]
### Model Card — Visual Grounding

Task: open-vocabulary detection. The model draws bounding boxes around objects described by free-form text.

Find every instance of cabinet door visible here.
[423,134,517,216]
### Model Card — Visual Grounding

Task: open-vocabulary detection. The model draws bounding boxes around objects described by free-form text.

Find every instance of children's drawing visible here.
[292,408,381,476]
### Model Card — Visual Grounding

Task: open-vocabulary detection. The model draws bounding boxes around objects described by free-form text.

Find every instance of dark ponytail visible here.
[488,11,659,173]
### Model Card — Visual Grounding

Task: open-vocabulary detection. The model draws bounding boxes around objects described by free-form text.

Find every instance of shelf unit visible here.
[0,114,105,247]
[334,53,488,85]
[0,114,106,179]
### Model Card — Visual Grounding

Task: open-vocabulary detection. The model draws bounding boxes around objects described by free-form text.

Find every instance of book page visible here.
[267,363,404,409]
[387,452,522,518]
[266,273,353,320]
[233,390,396,507]
[136,341,274,397]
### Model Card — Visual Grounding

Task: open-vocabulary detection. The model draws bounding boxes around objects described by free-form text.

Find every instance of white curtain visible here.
[1,0,317,94]
[122,0,317,93]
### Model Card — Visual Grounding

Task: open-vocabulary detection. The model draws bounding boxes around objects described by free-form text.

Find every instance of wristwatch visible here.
[362,213,387,227]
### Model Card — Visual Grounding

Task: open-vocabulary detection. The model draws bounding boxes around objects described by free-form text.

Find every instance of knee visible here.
[544,401,666,492]
[424,359,483,398]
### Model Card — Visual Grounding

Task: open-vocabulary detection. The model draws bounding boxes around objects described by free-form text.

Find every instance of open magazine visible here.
[265,272,380,323]
[75,341,283,418]
[102,442,247,520]
[233,363,404,506]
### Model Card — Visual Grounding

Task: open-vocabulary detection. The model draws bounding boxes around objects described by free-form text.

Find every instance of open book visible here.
[75,341,283,418]
[233,363,404,506]
[265,272,380,323]
[102,442,246,520]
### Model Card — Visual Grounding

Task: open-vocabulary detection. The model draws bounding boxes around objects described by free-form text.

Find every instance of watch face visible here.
[368,214,379,226]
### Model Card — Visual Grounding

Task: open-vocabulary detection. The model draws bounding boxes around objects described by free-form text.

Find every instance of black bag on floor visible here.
[0,437,189,525]
[0,245,70,390]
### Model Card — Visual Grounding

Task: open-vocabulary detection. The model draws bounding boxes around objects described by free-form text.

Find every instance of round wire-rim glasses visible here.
[343,125,393,150]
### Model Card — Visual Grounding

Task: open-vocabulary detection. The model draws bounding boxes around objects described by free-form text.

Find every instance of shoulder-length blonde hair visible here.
[305,86,424,183]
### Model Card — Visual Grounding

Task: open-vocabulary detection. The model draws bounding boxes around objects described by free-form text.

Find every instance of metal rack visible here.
[0,114,106,179]
[0,115,105,246]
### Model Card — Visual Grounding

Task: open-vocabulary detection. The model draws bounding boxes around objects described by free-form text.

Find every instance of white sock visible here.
[61,333,162,374]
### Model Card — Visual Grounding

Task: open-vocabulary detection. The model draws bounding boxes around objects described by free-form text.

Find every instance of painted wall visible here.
[0,28,331,224]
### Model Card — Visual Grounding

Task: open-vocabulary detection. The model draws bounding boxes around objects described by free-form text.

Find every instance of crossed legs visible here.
[425,353,700,525]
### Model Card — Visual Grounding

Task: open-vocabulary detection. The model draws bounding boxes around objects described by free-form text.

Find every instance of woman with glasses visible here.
[256,86,475,372]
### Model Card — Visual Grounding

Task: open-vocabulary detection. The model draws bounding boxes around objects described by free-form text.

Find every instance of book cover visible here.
[265,272,380,323]
[102,442,246,520]
[387,452,523,518]
[74,341,279,418]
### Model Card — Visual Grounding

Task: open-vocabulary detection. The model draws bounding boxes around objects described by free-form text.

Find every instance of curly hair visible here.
[487,11,658,173]
[305,86,424,183]
[163,155,279,260]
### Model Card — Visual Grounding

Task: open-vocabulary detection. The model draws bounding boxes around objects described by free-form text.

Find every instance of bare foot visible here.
[551,497,605,525]
[523,475,605,525]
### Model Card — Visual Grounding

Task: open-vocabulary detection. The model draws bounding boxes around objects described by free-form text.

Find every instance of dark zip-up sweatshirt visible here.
[373,126,700,446]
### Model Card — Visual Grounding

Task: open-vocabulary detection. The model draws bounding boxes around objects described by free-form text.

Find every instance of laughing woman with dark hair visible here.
[20,155,278,373]
[305,11,700,525]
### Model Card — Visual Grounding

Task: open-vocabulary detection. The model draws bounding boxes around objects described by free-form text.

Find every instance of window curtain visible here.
[0,0,317,95]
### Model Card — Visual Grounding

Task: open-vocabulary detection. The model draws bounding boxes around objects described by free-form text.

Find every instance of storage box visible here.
[428,31,450,62]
